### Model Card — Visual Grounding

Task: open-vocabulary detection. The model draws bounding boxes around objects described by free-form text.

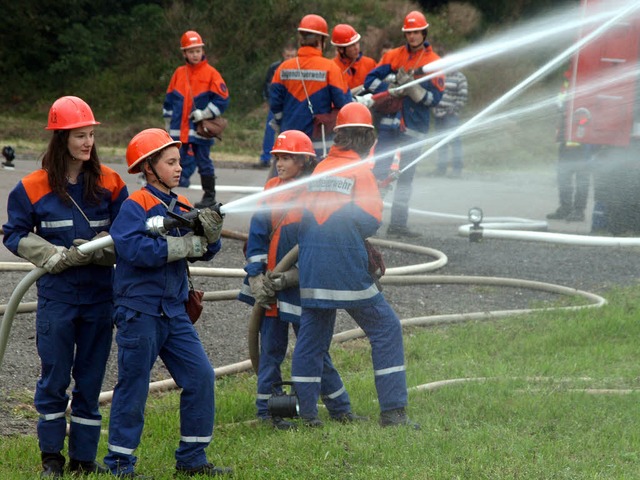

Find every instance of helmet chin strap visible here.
[146,159,172,191]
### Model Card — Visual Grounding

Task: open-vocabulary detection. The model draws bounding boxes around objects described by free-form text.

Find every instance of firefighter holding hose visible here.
[103,128,231,477]
[291,103,420,429]
[364,10,445,238]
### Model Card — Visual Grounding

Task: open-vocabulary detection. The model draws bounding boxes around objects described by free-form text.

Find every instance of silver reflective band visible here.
[247,254,267,264]
[324,385,345,399]
[291,375,321,383]
[278,301,301,316]
[40,411,66,421]
[257,393,271,400]
[41,220,73,229]
[374,365,406,376]
[300,284,379,302]
[108,443,135,455]
[180,435,212,443]
[89,219,111,228]
[70,415,102,426]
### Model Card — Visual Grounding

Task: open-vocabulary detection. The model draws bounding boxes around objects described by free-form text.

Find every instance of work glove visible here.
[264,267,299,292]
[166,233,207,262]
[72,231,116,267]
[354,93,374,109]
[396,67,413,86]
[198,208,223,244]
[16,232,90,274]
[164,117,171,132]
[405,83,433,105]
[248,273,275,308]
[190,108,213,123]
[268,117,281,136]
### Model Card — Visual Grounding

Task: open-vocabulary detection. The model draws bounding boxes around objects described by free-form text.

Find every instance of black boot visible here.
[194,175,216,209]
[41,452,65,478]
[69,458,109,475]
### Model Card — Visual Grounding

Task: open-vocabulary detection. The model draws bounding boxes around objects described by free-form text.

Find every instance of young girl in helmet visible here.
[291,103,420,429]
[103,128,231,477]
[2,96,128,477]
[239,130,365,428]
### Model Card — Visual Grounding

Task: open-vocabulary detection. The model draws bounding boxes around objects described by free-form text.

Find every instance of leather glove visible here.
[48,245,93,274]
[265,268,299,292]
[198,208,223,244]
[406,83,433,105]
[72,231,115,267]
[268,117,281,135]
[387,82,403,98]
[354,93,374,109]
[396,67,413,85]
[190,109,213,123]
[166,233,207,262]
[248,273,275,308]
[164,117,171,132]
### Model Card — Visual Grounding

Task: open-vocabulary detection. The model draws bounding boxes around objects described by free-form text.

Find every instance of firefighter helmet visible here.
[126,128,181,173]
[271,130,316,157]
[45,96,100,131]
[180,30,205,50]
[331,24,361,47]
[298,14,329,37]
[402,11,429,32]
[334,102,374,130]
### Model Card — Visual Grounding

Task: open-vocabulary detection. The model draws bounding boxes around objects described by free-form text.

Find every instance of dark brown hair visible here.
[333,127,377,158]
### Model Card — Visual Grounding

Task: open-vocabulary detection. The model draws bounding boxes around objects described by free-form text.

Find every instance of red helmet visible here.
[271,130,316,157]
[298,14,329,37]
[126,128,181,173]
[45,96,100,131]
[402,11,429,32]
[334,102,374,131]
[180,30,205,50]
[331,24,361,47]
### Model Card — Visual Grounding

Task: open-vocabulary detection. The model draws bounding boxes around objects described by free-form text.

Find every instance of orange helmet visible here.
[331,24,361,47]
[126,128,181,173]
[45,96,100,131]
[402,11,429,32]
[180,30,205,50]
[271,130,316,157]
[298,14,329,37]
[334,102,374,131]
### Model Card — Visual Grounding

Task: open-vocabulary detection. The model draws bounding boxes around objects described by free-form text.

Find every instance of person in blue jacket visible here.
[2,96,128,478]
[291,103,419,429]
[103,128,231,478]
[238,130,365,428]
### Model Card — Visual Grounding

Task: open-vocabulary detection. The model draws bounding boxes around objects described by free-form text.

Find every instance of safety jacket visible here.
[163,58,229,146]
[3,166,128,304]
[364,42,444,135]
[298,147,382,308]
[238,177,304,323]
[110,185,220,318]
[270,46,352,138]
[333,53,377,91]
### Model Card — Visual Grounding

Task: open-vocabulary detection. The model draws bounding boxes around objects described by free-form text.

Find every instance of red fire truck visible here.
[566,0,640,234]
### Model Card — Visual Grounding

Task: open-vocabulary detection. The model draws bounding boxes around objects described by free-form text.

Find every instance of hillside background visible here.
[0,0,575,163]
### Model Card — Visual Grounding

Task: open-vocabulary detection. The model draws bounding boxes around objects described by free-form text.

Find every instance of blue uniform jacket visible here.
[238,177,303,323]
[3,166,128,304]
[110,185,220,318]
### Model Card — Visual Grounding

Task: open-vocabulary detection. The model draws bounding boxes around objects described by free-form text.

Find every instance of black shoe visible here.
[379,408,421,430]
[330,412,369,424]
[301,417,324,428]
[386,225,422,238]
[114,473,153,479]
[546,207,571,220]
[69,459,109,475]
[261,416,297,430]
[41,452,65,478]
[565,210,585,222]
[175,463,232,477]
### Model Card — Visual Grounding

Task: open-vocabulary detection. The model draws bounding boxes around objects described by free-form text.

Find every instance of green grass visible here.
[2,287,640,479]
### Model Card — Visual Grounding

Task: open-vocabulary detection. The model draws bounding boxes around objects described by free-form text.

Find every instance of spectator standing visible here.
[103,128,230,478]
[257,44,297,169]
[163,30,230,207]
[270,14,352,158]
[3,96,128,478]
[291,103,419,429]
[431,46,468,177]
[364,10,445,238]
[239,130,365,428]
[331,24,377,96]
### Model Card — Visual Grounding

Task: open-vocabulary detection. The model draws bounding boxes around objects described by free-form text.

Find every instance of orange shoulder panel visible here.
[98,165,127,201]
[129,189,162,212]
[21,170,52,205]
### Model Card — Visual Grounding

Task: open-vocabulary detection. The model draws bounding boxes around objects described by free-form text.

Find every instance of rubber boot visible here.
[41,452,65,478]
[194,175,216,209]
